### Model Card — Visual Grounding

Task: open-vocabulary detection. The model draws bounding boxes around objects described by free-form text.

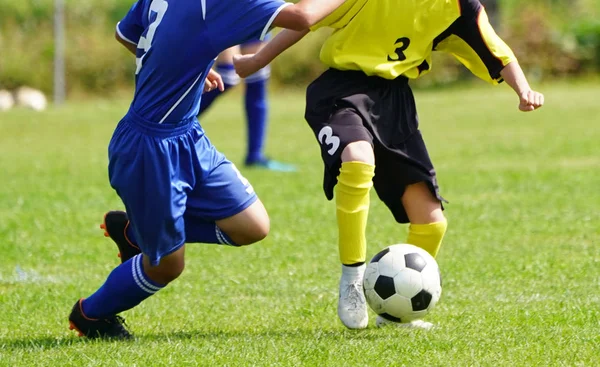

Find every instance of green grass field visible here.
[0,83,599,366]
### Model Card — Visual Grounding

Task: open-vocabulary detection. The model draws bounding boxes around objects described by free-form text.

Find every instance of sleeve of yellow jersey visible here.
[309,0,366,31]
[435,7,517,84]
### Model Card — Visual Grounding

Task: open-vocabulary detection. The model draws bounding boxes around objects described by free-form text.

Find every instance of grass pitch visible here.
[0,83,599,366]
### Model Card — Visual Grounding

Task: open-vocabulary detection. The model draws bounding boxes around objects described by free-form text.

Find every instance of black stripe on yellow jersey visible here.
[311,0,516,84]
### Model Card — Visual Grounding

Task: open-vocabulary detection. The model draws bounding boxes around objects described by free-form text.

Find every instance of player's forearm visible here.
[500,61,531,96]
[274,0,345,30]
[255,29,309,68]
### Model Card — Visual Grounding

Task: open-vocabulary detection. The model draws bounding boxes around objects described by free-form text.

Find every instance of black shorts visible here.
[304,69,445,223]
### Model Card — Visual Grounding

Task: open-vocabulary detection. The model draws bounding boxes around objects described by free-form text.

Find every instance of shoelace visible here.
[342,283,364,311]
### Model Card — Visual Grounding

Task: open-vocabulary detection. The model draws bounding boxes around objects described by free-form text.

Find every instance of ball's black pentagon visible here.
[374,275,396,300]
[404,252,427,272]
[411,289,433,311]
[370,247,390,263]
[379,313,402,323]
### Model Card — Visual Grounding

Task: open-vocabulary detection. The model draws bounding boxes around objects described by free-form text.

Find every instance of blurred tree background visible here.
[0,0,598,96]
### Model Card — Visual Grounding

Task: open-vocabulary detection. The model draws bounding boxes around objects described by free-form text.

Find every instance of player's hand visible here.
[518,90,544,112]
[233,54,262,78]
[204,69,224,93]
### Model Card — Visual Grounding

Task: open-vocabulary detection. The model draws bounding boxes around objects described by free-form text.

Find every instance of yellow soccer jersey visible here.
[311,0,516,84]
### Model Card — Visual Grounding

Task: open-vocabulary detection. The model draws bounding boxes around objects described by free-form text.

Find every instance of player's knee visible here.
[341,141,375,165]
[236,219,270,246]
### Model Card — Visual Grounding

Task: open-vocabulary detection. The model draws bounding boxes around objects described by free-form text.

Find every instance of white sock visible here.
[341,264,366,280]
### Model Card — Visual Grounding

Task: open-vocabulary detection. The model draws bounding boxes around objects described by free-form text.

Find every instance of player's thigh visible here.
[215,199,269,245]
[308,108,374,199]
[108,120,188,266]
[372,133,444,224]
[401,182,444,224]
[186,137,267,243]
[314,108,374,168]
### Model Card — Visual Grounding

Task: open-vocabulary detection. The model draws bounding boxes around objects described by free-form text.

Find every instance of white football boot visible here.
[338,264,368,329]
[375,316,434,330]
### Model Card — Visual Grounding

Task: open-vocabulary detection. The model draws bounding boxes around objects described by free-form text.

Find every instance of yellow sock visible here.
[335,161,375,265]
[406,219,448,258]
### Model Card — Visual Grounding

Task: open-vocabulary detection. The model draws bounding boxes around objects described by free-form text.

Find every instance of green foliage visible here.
[1,84,600,366]
[0,0,135,93]
[0,0,599,94]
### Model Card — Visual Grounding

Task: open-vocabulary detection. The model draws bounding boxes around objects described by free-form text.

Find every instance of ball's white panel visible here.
[364,288,385,314]
[387,244,413,254]
[377,252,405,277]
[363,263,380,291]
[393,268,423,298]
[382,294,413,319]
[421,264,442,301]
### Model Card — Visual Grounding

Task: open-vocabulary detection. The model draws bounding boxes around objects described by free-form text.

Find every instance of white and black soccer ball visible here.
[363,244,442,323]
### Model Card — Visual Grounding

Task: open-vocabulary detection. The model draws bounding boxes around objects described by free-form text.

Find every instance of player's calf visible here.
[142,246,186,285]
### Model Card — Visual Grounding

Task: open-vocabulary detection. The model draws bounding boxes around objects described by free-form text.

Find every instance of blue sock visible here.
[126,218,237,247]
[198,63,239,116]
[184,218,239,246]
[244,76,269,164]
[81,254,164,319]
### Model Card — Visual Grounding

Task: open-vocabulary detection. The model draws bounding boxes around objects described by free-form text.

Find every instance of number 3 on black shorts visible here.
[318,126,340,156]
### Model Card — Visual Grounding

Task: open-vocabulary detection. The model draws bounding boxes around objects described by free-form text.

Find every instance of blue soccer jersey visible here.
[116,0,290,123]
[109,0,291,265]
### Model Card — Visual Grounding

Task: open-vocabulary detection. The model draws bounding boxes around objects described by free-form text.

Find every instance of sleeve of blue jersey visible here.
[116,1,146,45]
[245,0,292,42]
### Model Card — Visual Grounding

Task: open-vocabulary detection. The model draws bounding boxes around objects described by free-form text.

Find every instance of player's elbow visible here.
[274,6,318,31]
[115,31,129,47]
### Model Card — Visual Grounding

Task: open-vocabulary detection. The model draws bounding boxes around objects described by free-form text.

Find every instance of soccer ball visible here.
[363,244,442,323]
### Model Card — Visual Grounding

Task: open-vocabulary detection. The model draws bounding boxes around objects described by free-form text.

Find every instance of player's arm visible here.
[115,30,137,55]
[234,29,309,78]
[500,62,544,112]
[272,0,346,30]
[115,1,144,56]
[434,0,543,111]
[204,69,225,93]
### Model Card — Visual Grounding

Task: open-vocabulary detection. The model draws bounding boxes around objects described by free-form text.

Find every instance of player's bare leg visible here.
[240,42,296,172]
[377,182,446,330]
[142,246,186,285]
[336,141,375,329]
[216,198,270,246]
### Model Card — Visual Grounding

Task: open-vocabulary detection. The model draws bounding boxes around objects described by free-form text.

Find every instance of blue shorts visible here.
[108,111,257,266]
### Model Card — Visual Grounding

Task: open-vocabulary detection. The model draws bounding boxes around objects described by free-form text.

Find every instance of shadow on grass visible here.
[0,336,86,351]
[1,327,396,351]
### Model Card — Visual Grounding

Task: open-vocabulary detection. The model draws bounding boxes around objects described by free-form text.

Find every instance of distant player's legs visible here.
[240,42,295,172]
